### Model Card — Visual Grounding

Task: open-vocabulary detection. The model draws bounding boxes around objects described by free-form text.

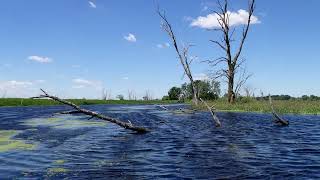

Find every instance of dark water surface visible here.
[0,104,319,179]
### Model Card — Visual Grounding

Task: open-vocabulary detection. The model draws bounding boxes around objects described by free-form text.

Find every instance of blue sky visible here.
[0,0,319,99]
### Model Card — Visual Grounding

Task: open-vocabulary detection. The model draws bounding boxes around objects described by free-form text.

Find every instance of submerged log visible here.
[200,98,221,127]
[269,95,289,126]
[32,89,150,133]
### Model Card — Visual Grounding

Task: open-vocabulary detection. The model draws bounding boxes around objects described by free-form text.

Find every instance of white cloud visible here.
[194,73,210,81]
[124,33,137,42]
[28,55,52,63]
[72,78,102,89]
[122,77,129,80]
[0,80,38,98]
[157,42,170,48]
[191,9,260,29]
[88,1,96,8]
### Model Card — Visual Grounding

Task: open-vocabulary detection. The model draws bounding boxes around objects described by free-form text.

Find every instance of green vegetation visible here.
[0,98,179,107]
[24,117,108,129]
[0,130,36,152]
[163,80,221,101]
[194,98,320,115]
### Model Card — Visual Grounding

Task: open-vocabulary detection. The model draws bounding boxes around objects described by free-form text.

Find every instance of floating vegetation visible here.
[54,160,66,165]
[24,116,108,129]
[46,167,69,175]
[0,130,36,152]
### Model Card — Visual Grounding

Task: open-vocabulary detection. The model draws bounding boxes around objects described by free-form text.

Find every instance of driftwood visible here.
[269,95,289,126]
[32,89,150,133]
[200,98,221,127]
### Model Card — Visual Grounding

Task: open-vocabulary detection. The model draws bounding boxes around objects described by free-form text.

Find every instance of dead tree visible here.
[143,90,153,101]
[200,98,221,127]
[101,88,111,100]
[157,8,199,105]
[127,90,137,100]
[32,89,149,133]
[269,95,289,126]
[207,0,255,103]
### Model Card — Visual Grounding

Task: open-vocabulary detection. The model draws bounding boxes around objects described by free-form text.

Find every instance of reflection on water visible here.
[0,104,319,179]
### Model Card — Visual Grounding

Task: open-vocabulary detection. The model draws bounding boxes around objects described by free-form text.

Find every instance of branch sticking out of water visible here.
[31,89,150,133]
[200,98,221,127]
[269,95,289,126]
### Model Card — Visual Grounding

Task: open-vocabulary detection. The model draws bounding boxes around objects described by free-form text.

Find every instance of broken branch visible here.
[32,89,150,133]
[200,98,221,127]
[269,95,289,126]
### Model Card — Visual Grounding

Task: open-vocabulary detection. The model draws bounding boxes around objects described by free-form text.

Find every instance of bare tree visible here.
[207,0,255,103]
[143,90,153,101]
[101,88,111,100]
[127,90,137,100]
[157,8,199,105]
[234,68,252,98]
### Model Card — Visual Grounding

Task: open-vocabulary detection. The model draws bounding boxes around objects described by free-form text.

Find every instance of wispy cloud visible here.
[191,9,260,29]
[88,1,96,8]
[72,78,102,89]
[124,33,137,42]
[0,80,41,98]
[194,73,210,81]
[157,43,170,48]
[201,6,209,12]
[28,55,52,63]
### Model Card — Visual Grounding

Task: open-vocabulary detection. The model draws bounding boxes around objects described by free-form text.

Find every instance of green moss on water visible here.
[54,160,66,164]
[0,130,35,152]
[47,167,68,174]
[24,116,108,129]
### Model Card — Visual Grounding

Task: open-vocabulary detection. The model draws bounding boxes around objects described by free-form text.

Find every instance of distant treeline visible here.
[256,95,320,101]
[163,80,319,101]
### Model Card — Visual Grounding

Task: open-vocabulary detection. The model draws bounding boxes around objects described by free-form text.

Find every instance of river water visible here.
[0,104,319,179]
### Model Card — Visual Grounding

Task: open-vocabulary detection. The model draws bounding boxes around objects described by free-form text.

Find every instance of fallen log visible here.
[269,95,289,126]
[200,98,221,127]
[32,89,150,133]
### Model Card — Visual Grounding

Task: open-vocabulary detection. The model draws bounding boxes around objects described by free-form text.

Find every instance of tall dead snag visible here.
[269,95,289,126]
[208,0,255,103]
[157,8,199,105]
[32,89,149,133]
[200,98,221,127]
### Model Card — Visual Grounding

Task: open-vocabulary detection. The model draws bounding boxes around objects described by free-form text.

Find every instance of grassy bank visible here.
[0,98,179,107]
[194,98,320,115]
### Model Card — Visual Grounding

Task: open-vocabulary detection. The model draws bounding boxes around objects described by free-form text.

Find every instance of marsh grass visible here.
[0,98,179,107]
[195,98,320,115]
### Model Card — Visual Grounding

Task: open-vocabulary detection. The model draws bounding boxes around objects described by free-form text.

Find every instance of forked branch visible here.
[32,89,150,133]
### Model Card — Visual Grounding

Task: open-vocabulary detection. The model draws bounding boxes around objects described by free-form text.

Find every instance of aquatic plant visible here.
[0,130,35,152]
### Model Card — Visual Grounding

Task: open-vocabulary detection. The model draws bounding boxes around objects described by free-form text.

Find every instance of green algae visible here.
[54,159,66,164]
[0,130,36,152]
[47,167,69,174]
[24,116,107,129]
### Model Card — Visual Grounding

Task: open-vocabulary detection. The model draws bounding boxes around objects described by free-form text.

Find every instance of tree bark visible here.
[32,89,150,133]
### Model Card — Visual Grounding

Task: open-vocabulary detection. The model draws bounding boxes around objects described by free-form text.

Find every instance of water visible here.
[0,104,319,179]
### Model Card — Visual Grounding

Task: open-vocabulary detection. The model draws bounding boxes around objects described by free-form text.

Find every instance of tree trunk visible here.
[227,72,235,103]
[190,81,199,105]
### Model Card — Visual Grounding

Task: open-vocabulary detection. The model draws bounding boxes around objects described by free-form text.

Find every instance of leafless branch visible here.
[32,89,149,133]
[269,95,289,126]
[200,98,221,127]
